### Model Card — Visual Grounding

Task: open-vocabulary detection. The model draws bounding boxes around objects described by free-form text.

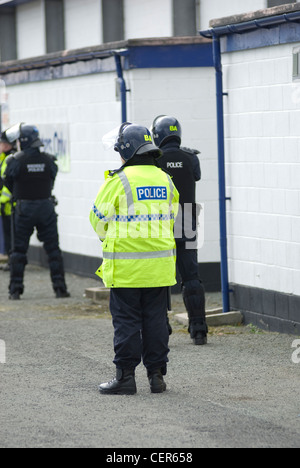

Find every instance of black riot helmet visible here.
[5,123,43,150]
[114,122,162,161]
[151,115,182,148]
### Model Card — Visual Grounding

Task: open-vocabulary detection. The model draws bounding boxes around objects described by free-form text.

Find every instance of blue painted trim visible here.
[223,22,300,53]
[200,10,300,53]
[124,43,214,69]
[0,43,214,86]
[0,0,31,7]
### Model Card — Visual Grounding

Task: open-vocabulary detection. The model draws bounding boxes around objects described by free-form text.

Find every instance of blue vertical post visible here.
[114,54,127,124]
[212,33,230,313]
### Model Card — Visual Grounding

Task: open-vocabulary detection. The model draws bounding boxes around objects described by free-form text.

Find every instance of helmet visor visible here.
[102,126,120,151]
[5,123,21,144]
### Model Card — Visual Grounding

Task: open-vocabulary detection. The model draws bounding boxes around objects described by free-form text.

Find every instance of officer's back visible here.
[5,124,57,198]
[3,122,69,300]
[158,141,200,207]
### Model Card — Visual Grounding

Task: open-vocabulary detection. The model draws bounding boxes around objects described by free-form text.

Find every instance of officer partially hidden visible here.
[90,123,179,395]
[151,115,208,345]
[0,131,15,260]
[3,123,70,300]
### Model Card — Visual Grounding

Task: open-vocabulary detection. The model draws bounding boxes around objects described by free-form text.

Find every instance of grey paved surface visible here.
[0,264,300,448]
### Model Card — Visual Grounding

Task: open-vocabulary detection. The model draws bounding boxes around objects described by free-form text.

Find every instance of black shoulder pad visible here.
[5,151,24,164]
[181,147,200,156]
[43,152,57,161]
[13,151,25,160]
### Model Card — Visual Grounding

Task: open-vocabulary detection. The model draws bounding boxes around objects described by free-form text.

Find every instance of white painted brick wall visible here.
[223,43,300,296]
[6,66,219,266]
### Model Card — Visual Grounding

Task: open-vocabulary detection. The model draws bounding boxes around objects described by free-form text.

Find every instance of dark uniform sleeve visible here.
[50,159,58,181]
[192,154,201,182]
[45,153,58,185]
[181,147,201,182]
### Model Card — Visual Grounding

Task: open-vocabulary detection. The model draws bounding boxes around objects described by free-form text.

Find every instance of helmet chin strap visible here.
[16,139,21,152]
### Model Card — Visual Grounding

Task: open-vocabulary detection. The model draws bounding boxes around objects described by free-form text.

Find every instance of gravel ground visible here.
[0,264,300,448]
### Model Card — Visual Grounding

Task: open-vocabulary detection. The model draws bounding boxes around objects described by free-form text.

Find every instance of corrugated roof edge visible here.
[0,36,211,74]
[209,2,300,28]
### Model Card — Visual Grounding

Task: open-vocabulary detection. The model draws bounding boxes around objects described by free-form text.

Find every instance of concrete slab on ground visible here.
[175,311,243,327]
[84,287,243,327]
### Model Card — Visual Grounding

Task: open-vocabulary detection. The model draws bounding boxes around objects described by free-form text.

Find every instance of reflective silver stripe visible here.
[166,174,174,208]
[117,171,134,215]
[103,249,176,260]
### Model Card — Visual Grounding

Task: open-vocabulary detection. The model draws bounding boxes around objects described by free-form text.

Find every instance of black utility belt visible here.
[16,197,52,202]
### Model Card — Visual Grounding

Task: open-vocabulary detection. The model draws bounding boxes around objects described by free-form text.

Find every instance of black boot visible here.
[55,288,70,298]
[182,280,208,345]
[9,291,21,300]
[99,368,137,395]
[189,320,208,346]
[148,369,167,394]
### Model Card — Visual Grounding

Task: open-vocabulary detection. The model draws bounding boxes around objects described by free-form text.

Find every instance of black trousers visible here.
[176,241,206,327]
[1,214,11,255]
[176,242,199,283]
[110,287,170,373]
[9,199,67,295]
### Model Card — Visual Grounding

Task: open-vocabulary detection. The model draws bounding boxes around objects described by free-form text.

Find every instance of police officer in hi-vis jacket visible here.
[0,131,15,259]
[90,123,179,395]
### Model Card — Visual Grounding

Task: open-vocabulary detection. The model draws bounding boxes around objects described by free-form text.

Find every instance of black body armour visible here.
[158,143,201,242]
[13,150,54,200]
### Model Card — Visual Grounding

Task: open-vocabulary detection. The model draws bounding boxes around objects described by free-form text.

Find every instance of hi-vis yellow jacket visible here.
[89,164,179,288]
[0,152,12,217]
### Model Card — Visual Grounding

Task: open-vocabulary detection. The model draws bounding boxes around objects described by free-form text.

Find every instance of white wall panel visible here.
[223,43,300,296]
[64,0,102,49]
[124,0,172,39]
[16,0,45,59]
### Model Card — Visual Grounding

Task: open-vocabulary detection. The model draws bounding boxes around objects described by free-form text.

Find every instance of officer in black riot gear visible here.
[151,115,208,345]
[4,123,70,300]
